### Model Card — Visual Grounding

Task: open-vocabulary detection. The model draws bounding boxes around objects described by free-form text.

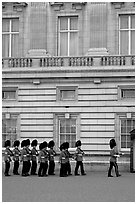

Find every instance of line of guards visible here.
[3,139,86,177]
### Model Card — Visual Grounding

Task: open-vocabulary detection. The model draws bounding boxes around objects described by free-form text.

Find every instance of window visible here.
[57,86,78,101]
[2,18,19,57]
[118,86,135,100]
[2,116,18,147]
[121,89,135,98]
[2,88,17,100]
[120,118,135,149]
[60,90,75,101]
[2,91,16,100]
[58,16,78,56]
[119,14,135,55]
[59,117,77,148]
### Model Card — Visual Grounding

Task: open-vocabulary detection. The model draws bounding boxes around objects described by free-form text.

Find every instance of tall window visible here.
[120,118,135,149]
[59,117,76,148]
[2,18,19,57]
[119,14,135,55]
[2,116,18,147]
[58,16,78,56]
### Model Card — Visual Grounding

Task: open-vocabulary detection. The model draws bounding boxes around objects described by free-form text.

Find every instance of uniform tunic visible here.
[48,148,56,175]
[31,147,38,175]
[4,147,13,175]
[13,147,20,174]
[38,149,49,176]
[59,150,67,177]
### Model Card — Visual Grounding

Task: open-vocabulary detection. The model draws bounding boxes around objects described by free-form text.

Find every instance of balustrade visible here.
[2,55,135,68]
[5,58,32,68]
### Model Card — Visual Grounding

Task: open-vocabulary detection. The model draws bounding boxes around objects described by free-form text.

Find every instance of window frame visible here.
[2,18,19,57]
[117,85,135,100]
[120,117,135,150]
[56,86,78,102]
[58,116,77,148]
[58,16,78,56]
[53,113,80,151]
[2,114,20,148]
[119,14,135,55]
[2,87,18,101]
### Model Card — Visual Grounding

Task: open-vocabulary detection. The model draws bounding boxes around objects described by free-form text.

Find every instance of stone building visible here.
[2,2,135,164]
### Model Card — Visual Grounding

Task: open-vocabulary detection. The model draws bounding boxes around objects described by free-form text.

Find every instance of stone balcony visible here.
[2,55,135,68]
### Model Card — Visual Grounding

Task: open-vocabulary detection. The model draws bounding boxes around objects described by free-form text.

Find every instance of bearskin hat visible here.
[75,140,81,147]
[39,142,44,150]
[109,138,116,149]
[65,142,69,149]
[48,140,55,148]
[5,140,11,147]
[31,139,38,147]
[21,140,26,148]
[60,143,65,151]
[13,140,20,147]
[26,139,30,146]
[43,141,48,148]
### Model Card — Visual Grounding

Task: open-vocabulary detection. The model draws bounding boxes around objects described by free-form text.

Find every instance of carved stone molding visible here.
[2,2,28,12]
[111,2,125,9]
[72,2,86,10]
[49,2,64,11]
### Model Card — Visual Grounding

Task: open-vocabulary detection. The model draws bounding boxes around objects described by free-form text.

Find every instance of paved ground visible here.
[2,168,135,202]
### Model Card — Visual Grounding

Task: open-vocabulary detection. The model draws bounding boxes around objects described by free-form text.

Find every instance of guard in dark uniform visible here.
[21,140,28,176]
[38,141,49,177]
[30,139,38,175]
[4,140,13,176]
[13,140,20,175]
[65,142,72,175]
[48,140,56,175]
[25,139,31,175]
[59,143,67,177]
[74,140,86,176]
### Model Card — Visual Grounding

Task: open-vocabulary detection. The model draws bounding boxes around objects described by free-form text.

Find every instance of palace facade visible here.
[2,2,135,163]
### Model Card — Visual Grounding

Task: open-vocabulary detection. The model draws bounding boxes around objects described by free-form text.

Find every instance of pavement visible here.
[2,162,135,202]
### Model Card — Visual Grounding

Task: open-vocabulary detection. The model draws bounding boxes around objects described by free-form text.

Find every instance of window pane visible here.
[121,141,126,148]
[60,120,65,133]
[127,142,131,148]
[120,31,129,54]
[70,17,78,30]
[4,91,16,99]
[131,31,135,54]
[60,33,68,56]
[2,19,10,32]
[11,19,19,32]
[120,15,129,29]
[66,134,70,143]
[131,15,135,29]
[60,134,64,145]
[122,89,135,98]
[2,34,9,57]
[11,34,19,57]
[61,90,75,100]
[121,120,126,133]
[60,17,68,30]
[71,135,76,148]
[70,33,78,56]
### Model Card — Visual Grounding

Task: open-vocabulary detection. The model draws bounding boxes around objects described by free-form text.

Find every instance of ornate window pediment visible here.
[72,2,86,10]
[49,2,64,11]
[2,2,28,12]
[111,2,125,9]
